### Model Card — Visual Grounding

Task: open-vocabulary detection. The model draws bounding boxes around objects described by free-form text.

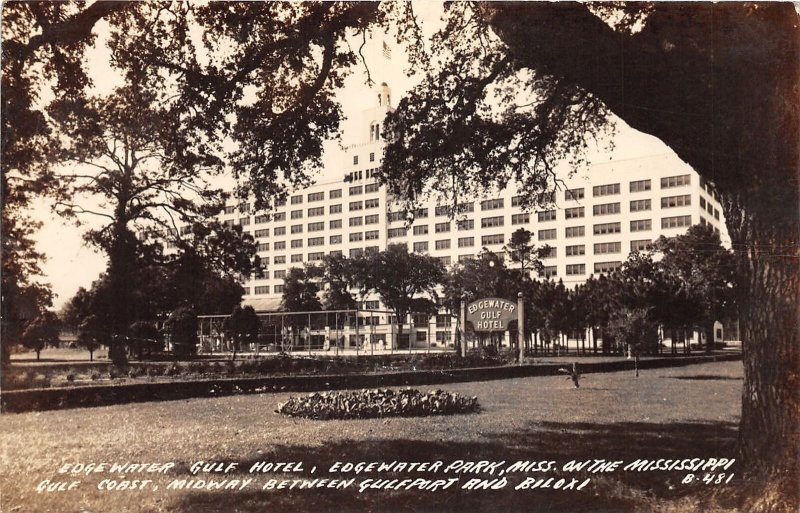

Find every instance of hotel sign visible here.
[466,297,516,332]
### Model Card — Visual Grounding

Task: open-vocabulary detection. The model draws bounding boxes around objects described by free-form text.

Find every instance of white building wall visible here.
[219,84,726,310]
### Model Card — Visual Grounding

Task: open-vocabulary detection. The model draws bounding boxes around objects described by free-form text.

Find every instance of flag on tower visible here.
[382,40,392,60]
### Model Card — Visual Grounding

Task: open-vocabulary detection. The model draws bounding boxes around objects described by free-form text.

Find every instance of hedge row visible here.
[1,353,741,414]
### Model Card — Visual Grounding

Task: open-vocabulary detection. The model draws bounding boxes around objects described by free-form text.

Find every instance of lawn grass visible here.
[0,361,744,513]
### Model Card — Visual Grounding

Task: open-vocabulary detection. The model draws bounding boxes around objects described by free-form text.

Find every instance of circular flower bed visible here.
[276,388,479,420]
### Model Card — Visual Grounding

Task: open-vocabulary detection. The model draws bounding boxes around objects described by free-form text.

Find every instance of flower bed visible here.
[276,388,479,420]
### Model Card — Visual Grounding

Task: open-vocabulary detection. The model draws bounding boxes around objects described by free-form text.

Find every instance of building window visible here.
[512,213,531,225]
[255,214,270,224]
[365,230,379,240]
[291,195,303,205]
[308,192,324,202]
[457,202,475,213]
[273,212,286,222]
[437,256,451,266]
[565,226,585,238]
[274,241,286,250]
[436,314,452,328]
[565,188,585,200]
[593,222,621,235]
[308,206,324,217]
[661,194,691,208]
[365,214,379,225]
[511,195,523,207]
[274,255,286,264]
[594,261,622,274]
[415,208,429,219]
[224,205,236,214]
[291,209,303,220]
[594,241,621,254]
[481,234,504,245]
[308,237,324,247]
[353,155,359,165]
[540,266,557,278]
[714,208,720,220]
[630,219,652,232]
[435,239,451,250]
[537,210,557,222]
[593,202,621,216]
[257,242,270,252]
[239,217,250,226]
[329,204,342,214]
[435,205,451,217]
[330,189,342,199]
[365,198,379,209]
[413,241,429,253]
[308,222,324,232]
[349,185,363,195]
[435,222,451,233]
[629,179,651,192]
[539,229,557,241]
[274,227,286,236]
[700,196,707,209]
[349,201,363,211]
[349,216,363,227]
[255,228,270,238]
[565,207,584,219]
[329,219,342,229]
[308,252,324,262]
[388,227,407,238]
[413,225,429,235]
[274,270,286,279]
[255,286,270,295]
[457,219,474,231]
[661,215,692,229]
[365,183,380,193]
[592,183,620,197]
[458,254,475,262]
[542,247,557,258]
[329,235,342,244]
[565,244,585,256]
[291,239,303,248]
[481,216,504,228]
[480,198,504,210]
[369,152,375,162]
[291,254,303,263]
[387,211,405,222]
[458,237,474,248]
[290,224,303,234]
[630,199,651,212]
[660,174,691,188]
[630,239,651,252]
[349,232,363,242]
[566,263,586,276]
[274,284,284,293]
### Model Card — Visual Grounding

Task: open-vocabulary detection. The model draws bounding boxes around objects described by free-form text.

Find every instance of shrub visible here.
[164,307,198,358]
[276,388,479,420]
[90,372,101,381]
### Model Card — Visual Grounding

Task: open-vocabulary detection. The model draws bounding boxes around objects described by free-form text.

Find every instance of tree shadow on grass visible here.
[167,420,739,513]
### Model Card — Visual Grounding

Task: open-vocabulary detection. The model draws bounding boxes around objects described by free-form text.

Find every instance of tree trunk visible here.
[36,348,40,361]
[731,204,799,510]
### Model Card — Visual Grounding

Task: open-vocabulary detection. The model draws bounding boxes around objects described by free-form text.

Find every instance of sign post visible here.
[517,292,525,364]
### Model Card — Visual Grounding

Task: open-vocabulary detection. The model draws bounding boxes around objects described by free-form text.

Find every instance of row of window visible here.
[562,175,691,202]
[246,194,696,231]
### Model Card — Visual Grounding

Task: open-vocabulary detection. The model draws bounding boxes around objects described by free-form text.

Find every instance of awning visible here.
[242,296,283,313]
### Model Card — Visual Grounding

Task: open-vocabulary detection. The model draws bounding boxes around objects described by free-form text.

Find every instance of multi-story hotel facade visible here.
[222,84,726,307]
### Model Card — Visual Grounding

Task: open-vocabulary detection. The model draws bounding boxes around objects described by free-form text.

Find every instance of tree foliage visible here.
[20,310,60,360]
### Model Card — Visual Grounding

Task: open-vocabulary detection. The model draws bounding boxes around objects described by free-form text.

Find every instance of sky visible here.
[25,4,693,310]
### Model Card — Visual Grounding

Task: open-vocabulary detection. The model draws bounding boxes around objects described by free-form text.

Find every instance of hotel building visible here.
[210,84,726,348]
